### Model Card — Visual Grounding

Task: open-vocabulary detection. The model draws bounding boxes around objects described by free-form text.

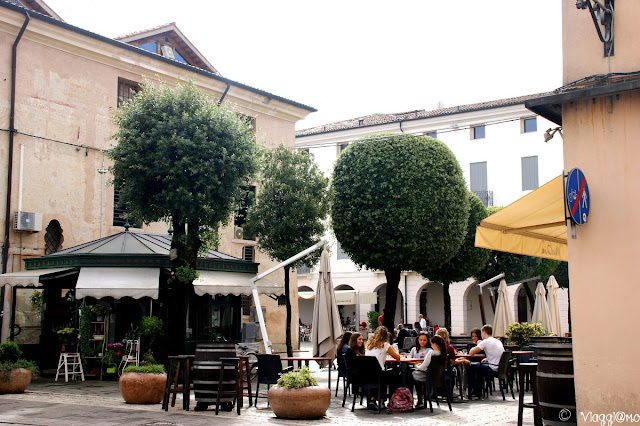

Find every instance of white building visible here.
[295,93,570,336]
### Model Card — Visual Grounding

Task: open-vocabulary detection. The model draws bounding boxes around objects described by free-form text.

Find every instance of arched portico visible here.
[374,283,404,325]
[297,285,314,326]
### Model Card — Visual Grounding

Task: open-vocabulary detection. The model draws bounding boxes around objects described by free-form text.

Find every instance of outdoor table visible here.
[512,350,535,391]
[280,357,333,390]
[385,357,421,388]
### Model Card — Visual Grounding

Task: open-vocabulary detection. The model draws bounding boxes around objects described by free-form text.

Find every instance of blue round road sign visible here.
[566,168,590,225]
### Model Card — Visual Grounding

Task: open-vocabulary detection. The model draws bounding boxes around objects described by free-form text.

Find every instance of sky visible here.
[43,0,563,130]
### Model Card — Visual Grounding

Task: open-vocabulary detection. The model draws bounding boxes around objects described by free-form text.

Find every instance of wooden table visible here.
[280,357,333,390]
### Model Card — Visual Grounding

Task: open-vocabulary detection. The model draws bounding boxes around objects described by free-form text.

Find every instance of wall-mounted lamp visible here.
[543,127,563,143]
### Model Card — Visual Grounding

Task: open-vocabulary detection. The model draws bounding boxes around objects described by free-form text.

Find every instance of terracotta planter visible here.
[268,386,331,419]
[0,368,32,394]
[118,372,167,404]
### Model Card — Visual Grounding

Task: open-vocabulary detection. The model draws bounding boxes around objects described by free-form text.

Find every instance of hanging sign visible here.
[566,168,590,225]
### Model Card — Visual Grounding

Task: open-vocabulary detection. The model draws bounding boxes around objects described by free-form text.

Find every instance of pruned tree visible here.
[246,145,329,356]
[331,134,469,332]
[421,191,490,329]
[110,80,258,352]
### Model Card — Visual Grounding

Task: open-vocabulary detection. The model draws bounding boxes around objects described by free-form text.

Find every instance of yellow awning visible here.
[474,175,568,261]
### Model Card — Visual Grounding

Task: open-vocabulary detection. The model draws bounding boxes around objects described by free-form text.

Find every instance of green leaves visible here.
[276,366,318,389]
[110,79,258,239]
[330,133,469,272]
[246,145,329,266]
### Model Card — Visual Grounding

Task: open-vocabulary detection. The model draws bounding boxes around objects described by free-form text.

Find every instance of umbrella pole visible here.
[489,287,496,313]
[477,285,487,326]
[251,285,271,354]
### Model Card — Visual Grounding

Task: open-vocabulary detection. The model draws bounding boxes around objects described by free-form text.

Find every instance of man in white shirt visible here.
[468,324,505,398]
[418,314,427,330]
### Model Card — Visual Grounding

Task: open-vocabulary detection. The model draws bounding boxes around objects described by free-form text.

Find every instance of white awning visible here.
[75,267,160,300]
[298,289,378,305]
[0,268,76,287]
[193,270,284,297]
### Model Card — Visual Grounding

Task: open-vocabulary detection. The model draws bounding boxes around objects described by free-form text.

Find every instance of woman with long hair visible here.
[412,335,447,407]
[365,326,401,369]
[436,327,466,368]
[337,331,353,355]
[410,332,431,359]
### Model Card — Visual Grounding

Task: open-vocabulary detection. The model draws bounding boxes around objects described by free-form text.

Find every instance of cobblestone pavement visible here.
[0,343,535,425]
[0,375,535,425]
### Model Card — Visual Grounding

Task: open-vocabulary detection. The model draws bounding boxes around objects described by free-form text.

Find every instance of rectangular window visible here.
[242,246,255,263]
[234,186,256,240]
[297,265,310,274]
[112,190,140,228]
[337,143,349,155]
[337,242,349,260]
[472,125,485,140]
[117,78,140,107]
[426,131,437,139]
[523,117,537,133]
[241,295,252,315]
[470,162,488,193]
[522,156,539,190]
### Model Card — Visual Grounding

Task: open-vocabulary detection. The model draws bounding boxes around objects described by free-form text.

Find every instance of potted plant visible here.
[0,341,39,394]
[56,327,78,353]
[118,351,166,404]
[107,342,124,357]
[91,305,111,322]
[505,322,549,349]
[268,366,331,419]
[30,291,44,317]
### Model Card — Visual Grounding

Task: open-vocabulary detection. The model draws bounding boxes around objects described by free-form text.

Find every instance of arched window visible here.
[44,220,64,254]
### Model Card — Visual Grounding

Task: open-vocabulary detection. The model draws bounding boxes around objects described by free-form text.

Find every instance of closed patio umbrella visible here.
[546,275,562,336]
[531,281,553,333]
[311,250,342,366]
[493,279,515,337]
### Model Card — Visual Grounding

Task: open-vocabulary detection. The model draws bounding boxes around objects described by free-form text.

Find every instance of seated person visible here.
[435,328,467,368]
[468,324,505,398]
[394,323,411,345]
[410,322,421,336]
[466,328,484,353]
[411,335,446,407]
[365,326,401,409]
[336,331,353,356]
[410,332,431,359]
[345,332,365,368]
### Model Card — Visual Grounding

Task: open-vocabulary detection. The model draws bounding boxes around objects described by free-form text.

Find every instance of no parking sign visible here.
[565,168,590,225]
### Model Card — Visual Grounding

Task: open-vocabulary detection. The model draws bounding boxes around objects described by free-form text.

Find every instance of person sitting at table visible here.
[410,332,431,359]
[468,324,504,398]
[364,326,400,409]
[436,328,467,368]
[467,328,482,352]
[410,322,421,336]
[394,323,411,345]
[411,335,446,407]
[344,332,365,368]
[336,331,353,355]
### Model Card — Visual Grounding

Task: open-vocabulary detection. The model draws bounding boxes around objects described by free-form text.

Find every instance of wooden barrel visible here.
[192,342,239,409]
[532,341,576,425]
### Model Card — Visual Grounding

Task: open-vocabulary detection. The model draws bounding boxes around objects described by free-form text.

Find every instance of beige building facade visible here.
[526,1,640,417]
[0,2,313,349]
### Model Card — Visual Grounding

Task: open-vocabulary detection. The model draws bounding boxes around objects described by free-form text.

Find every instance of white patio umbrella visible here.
[546,275,562,336]
[311,249,342,366]
[493,279,515,337]
[531,281,553,333]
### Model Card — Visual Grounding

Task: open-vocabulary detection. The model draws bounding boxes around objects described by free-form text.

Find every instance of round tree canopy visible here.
[331,133,469,272]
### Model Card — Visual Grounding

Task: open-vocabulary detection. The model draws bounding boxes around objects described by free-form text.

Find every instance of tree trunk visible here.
[383,268,401,333]
[166,215,201,356]
[443,281,452,330]
[284,265,293,357]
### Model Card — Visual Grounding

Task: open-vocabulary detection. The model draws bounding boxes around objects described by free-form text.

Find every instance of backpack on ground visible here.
[387,386,414,413]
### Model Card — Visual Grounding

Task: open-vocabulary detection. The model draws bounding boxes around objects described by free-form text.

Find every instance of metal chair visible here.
[335,352,350,405]
[402,337,415,352]
[483,351,515,400]
[348,356,384,414]
[254,354,292,407]
[118,338,140,376]
[423,356,452,412]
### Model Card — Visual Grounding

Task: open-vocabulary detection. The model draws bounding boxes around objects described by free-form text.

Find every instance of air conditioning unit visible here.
[234,226,244,240]
[160,45,175,60]
[14,211,42,232]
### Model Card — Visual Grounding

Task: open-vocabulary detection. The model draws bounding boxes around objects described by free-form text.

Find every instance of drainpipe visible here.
[217,83,231,106]
[2,11,30,274]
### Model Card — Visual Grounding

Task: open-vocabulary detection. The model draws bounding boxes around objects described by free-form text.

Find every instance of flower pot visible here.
[96,315,105,322]
[0,368,32,394]
[118,372,166,404]
[268,386,331,419]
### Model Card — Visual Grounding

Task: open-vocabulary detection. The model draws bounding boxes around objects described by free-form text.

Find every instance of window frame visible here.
[471,125,486,140]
